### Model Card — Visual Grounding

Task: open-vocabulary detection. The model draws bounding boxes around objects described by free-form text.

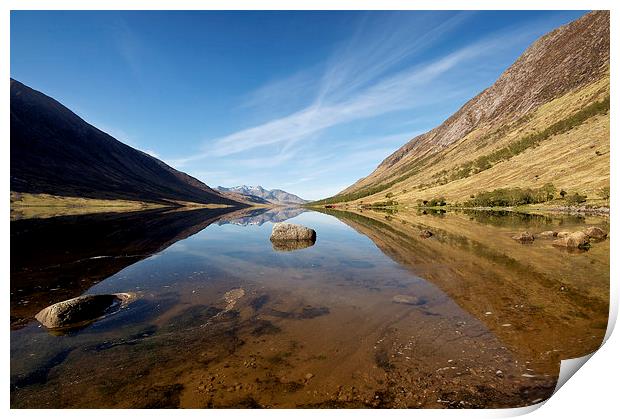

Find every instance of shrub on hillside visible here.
[565,192,587,205]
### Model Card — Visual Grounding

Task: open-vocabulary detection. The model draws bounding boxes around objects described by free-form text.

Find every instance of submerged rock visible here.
[584,226,607,240]
[272,239,315,252]
[392,295,427,306]
[553,231,591,249]
[223,288,245,311]
[35,293,135,329]
[270,223,316,242]
[512,232,535,242]
[537,231,558,239]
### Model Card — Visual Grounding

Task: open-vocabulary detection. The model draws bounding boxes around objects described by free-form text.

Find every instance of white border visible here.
[3,1,617,418]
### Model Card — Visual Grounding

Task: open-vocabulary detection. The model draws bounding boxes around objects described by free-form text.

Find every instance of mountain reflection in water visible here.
[10,207,608,408]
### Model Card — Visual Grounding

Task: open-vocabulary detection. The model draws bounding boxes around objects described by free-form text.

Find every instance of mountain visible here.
[316,11,609,206]
[10,79,243,207]
[216,185,308,205]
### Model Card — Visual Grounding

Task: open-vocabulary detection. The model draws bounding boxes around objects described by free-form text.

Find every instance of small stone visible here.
[537,231,558,239]
[392,294,427,306]
[304,373,314,380]
[512,232,535,242]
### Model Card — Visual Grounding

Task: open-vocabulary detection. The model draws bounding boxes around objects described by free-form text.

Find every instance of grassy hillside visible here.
[314,74,609,208]
[314,12,609,209]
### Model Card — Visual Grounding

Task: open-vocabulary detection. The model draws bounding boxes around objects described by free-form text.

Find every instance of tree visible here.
[566,192,587,205]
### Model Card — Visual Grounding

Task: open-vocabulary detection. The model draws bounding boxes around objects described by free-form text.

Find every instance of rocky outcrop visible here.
[270,223,316,242]
[553,231,590,249]
[35,293,135,329]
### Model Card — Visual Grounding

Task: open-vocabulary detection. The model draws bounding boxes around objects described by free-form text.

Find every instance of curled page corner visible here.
[500,351,601,416]
[553,353,595,394]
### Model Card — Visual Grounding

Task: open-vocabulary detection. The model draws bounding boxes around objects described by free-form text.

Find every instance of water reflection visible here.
[10,206,609,408]
[217,206,307,226]
[10,206,241,328]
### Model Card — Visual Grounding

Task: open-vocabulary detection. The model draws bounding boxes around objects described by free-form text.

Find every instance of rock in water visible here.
[223,288,245,311]
[270,223,316,242]
[556,231,571,238]
[35,293,135,329]
[272,240,315,252]
[392,295,428,306]
[584,226,607,240]
[553,231,591,249]
[512,232,535,242]
[537,231,558,239]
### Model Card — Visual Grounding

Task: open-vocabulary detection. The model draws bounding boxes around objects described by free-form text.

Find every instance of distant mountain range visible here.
[10,79,243,207]
[315,11,609,206]
[216,185,308,205]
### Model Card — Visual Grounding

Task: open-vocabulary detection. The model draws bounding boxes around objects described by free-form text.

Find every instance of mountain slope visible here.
[216,185,308,205]
[317,11,609,206]
[10,79,243,207]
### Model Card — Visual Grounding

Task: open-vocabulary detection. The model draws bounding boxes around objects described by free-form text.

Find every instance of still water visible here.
[10,207,609,408]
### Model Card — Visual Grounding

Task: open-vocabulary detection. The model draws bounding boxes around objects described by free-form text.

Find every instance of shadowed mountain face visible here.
[217,185,307,205]
[10,206,246,329]
[10,79,241,206]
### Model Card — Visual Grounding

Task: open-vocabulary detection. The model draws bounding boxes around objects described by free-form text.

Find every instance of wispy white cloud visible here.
[193,34,515,160]
[166,13,558,201]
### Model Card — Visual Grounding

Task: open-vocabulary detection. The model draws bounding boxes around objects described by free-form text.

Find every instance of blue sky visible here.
[11,10,586,200]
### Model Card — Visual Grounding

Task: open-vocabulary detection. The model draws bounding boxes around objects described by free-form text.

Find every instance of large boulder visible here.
[512,232,535,242]
[537,231,558,239]
[35,293,135,329]
[270,223,316,242]
[584,226,607,240]
[553,231,591,249]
